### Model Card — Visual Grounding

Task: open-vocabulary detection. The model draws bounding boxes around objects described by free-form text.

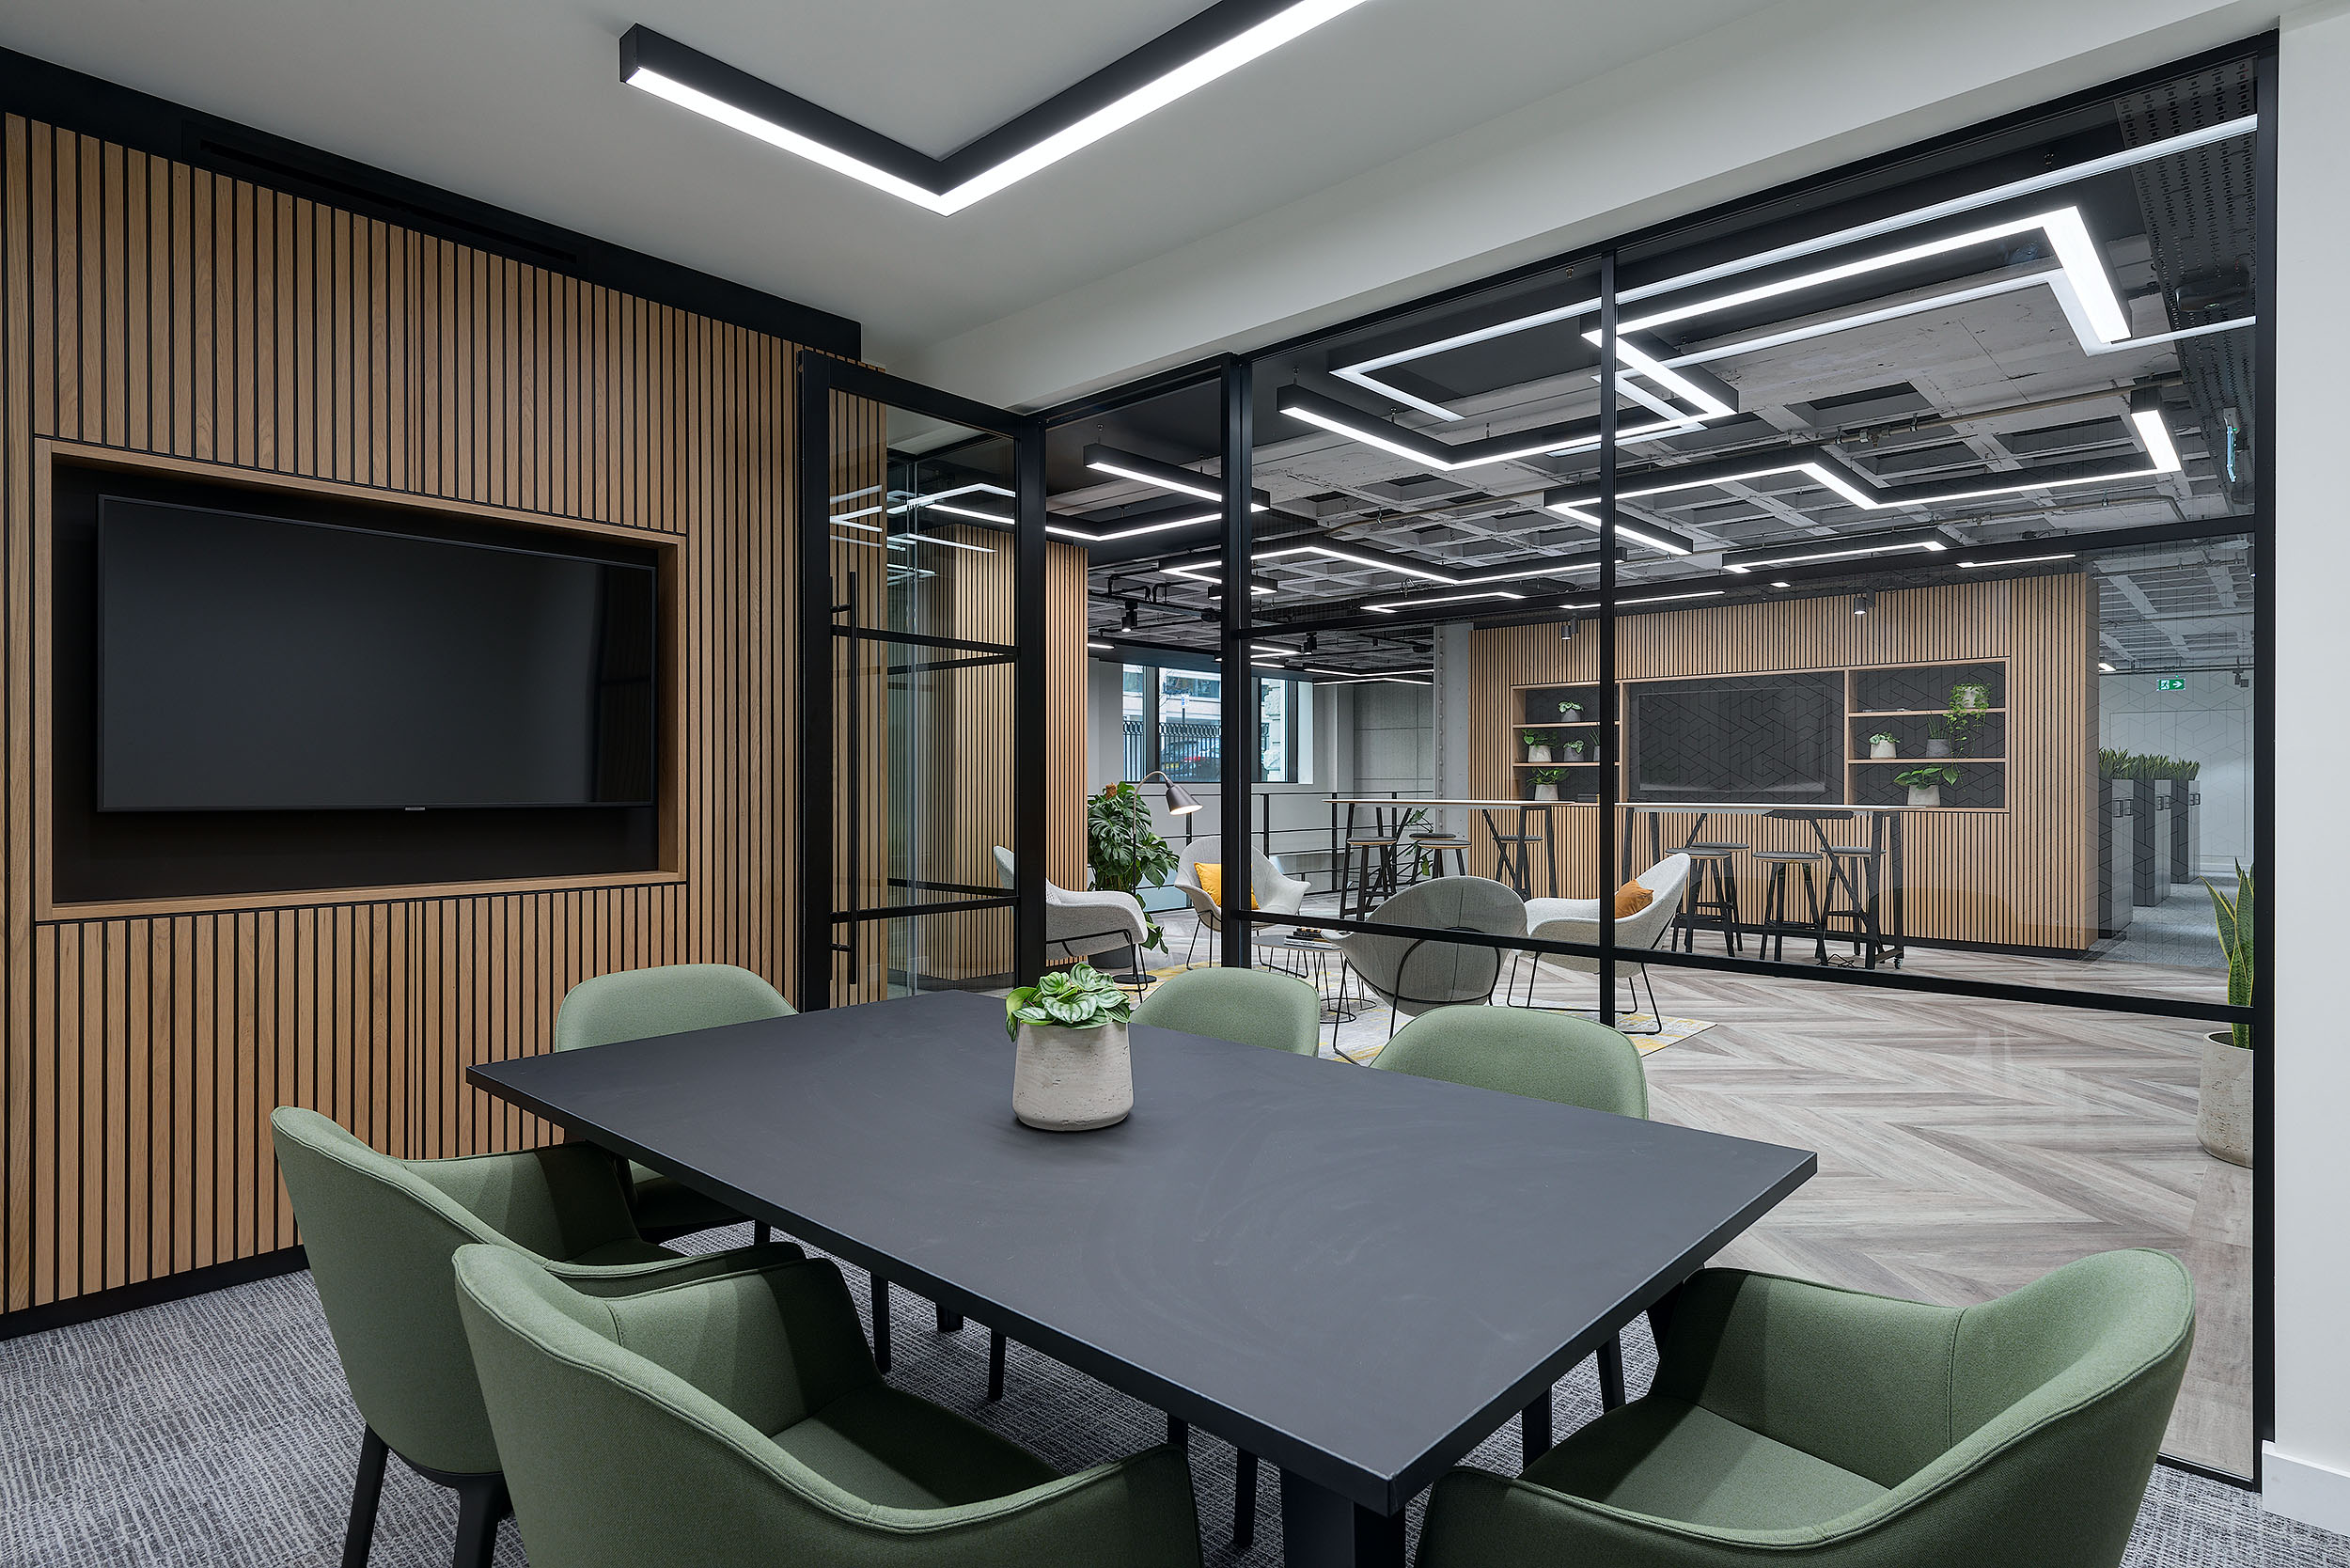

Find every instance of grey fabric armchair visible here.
[1516,853,1691,1029]
[271,1106,797,1568]
[453,1244,1204,1568]
[993,845,1148,967]
[1167,838,1310,963]
[1335,875,1527,1043]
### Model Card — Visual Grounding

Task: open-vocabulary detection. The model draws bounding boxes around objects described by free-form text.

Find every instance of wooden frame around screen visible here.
[32,440,689,920]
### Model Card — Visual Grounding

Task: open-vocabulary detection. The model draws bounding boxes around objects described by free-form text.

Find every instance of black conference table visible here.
[469,989,1814,1567]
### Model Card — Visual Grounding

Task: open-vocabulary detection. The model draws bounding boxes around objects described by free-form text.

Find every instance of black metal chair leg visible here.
[1233,1449,1261,1547]
[449,1475,509,1568]
[1521,1388,1554,1465]
[987,1328,1007,1401]
[870,1275,891,1372]
[1598,1335,1627,1410]
[341,1426,388,1568]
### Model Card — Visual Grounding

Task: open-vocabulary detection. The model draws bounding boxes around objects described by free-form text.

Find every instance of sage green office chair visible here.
[553,964,796,1240]
[1375,1005,1648,1455]
[272,1107,796,1568]
[1133,965,1323,1056]
[1416,1249,2195,1568]
[452,1245,1204,1568]
[1129,962,1323,1544]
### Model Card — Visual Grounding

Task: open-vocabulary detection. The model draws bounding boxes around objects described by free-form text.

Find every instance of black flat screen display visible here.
[98,497,657,812]
[1628,672,1844,805]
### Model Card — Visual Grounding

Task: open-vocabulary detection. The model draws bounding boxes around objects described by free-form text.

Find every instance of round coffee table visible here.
[1257,932,1356,1023]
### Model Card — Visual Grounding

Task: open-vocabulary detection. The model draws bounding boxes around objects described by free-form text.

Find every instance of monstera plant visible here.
[1087,782,1178,950]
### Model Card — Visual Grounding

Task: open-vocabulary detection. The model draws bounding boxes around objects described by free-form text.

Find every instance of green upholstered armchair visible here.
[1416,1249,2195,1568]
[1133,965,1323,1056]
[452,1244,1204,1568]
[553,963,796,1240]
[1371,1004,1646,1117]
[271,1106,798,1568]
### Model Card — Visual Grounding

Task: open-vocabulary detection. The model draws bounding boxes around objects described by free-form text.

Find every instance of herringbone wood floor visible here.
[1154,906,2251,1476]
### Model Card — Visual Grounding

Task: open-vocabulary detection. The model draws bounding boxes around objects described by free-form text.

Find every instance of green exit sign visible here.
[2157,677,2186,692]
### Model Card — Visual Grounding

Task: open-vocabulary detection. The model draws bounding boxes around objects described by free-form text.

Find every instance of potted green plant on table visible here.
[1869,732,1898,759]
[2199,863,2254,1166]
[1521,729,1553,764]
[1006,963,1136,1132]
[1087,782,1178,951]
[1894,763,1958,807]
[1530,768,1566,802]
[1937,698,1989,758]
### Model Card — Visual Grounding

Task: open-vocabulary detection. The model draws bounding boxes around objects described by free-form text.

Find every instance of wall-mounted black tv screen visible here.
[1628,673,1843,805]
[98,497,657,812]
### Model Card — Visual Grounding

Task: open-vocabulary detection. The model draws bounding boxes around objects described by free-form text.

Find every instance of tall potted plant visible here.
[1006,963,1136,1132]
[1087,782,1178,951]
[2199,863,2254,1166]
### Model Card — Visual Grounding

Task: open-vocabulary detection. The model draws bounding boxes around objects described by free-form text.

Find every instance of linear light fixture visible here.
[2099,661,2118,672]
[1275,384,1708,473]
[896,530,995,554]
[1082,445,1268,510]
[1363,589,1525,615]
[891,482,1013,515]
[1533,493,1696,558]
[1047,510,1224,544]
[620,4,1375,215]
[1331,115,2252,421]
[831,535,887,551]
[1088,640,1115,651]
[1722,526,1950,574]
[1960,553,2076,568]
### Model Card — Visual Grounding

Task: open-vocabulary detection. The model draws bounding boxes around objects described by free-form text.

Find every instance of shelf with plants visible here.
[1512,760,1604,766]
[1846,661,2007,811]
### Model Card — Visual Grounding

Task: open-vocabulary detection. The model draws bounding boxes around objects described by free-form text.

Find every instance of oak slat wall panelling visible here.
[1045,541,1087,888]
[1469,576,2093,952]
[0,117,801,1314]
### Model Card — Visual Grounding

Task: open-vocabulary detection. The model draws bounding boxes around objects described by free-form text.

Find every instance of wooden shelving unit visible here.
[1847,661,2006,809]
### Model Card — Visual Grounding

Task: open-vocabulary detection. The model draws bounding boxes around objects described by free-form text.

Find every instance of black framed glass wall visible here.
[1042,39,2269,1482]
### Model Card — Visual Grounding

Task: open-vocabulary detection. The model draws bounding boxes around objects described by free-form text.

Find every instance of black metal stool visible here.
[1754,849,1828,964]
[1490,821,1546,897]
[1822,842,1888,966]
[1410,833,1471,882]
[1340,836,1402,917]
[1677,843,1746,955]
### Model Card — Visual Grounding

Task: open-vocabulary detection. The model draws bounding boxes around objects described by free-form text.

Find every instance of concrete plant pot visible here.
[1012,1021,1132,1132]
[1525,745,1552,763]
[1532,783,1559,802]
[1870,740,1897,759]
[1925,738,1952,758]
[1905,785,1941,807]
[2199,1032,2252,1167]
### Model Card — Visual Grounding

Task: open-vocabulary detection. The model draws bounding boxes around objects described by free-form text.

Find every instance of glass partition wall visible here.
[1045,41,2268,1481]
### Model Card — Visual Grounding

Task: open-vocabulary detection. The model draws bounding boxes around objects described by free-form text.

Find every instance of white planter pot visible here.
[1904,785,1940,807]
[1526,745,1552,763]
[2199,1031,2252,1167]
[1532,784,1559,802]
[1012,1021,1132,1132]
[1925,738,1952,758]
[1870,740,1896,759]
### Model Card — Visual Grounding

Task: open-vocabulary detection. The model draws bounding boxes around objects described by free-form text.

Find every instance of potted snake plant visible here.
[2199,864,2253,1166]
[1006,963,1136,1132]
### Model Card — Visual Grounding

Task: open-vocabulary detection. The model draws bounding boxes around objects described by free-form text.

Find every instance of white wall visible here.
[905,0,2275,409]
[2267,0,2350,1530]
[2099,671,2254,875]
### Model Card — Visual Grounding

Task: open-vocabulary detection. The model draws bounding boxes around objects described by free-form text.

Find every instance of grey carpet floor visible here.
[2,1223,2341,1567]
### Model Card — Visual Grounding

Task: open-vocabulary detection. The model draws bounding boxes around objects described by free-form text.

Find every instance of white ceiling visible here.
[0,0,1787,364]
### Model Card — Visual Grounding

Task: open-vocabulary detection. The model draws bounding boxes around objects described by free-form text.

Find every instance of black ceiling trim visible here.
[0,47,860,358]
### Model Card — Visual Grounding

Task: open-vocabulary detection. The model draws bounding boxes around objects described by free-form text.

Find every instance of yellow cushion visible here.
[1194,861,1258,908]
[1614,883,1655,918]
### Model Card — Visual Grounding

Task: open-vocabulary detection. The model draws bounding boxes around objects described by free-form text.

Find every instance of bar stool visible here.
[1754,849,1828,964]
[1409,833,1471,882]
[1490,818,1546,898]
[1822,841,1888,967]
[1677,843,1746,955]
[1340,836,1402,917]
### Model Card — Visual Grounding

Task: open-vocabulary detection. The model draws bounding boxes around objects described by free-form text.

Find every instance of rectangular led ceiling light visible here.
[1722,527,1950,574]
[620,4,1375,215]
[1081,444,1268,510]
[1363,589,1525,614]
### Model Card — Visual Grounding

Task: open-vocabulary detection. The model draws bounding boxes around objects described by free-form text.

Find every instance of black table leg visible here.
[1167,1414,1189,1447]
[987,1328,1006,1401]
[1234,1450,1262,1548]
[935,1302,964,1333]
[1521,1387,1553,1465]
[869,1274,891,1372]
[1281,1470,1407,1568]
[1598,1334,1627,1409]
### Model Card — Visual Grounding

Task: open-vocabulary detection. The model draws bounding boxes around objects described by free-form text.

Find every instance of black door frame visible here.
[794,353,1047,1007]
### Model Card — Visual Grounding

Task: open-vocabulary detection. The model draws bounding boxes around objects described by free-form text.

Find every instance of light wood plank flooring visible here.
[1142,908,2252,1476]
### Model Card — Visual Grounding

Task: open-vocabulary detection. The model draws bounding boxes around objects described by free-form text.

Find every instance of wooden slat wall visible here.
[0,118,802,1312]
[1468,576,2095,949]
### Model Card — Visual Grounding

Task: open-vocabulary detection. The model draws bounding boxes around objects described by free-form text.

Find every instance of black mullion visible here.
[1218,357,1254,968]
[1598,255,1619,1027]
[1014,412,1048,985]
[792,350,835,1007]
[2249,31,2279,1478]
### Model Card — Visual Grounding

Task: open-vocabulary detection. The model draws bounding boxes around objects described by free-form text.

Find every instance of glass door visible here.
[796,357,1043,1007]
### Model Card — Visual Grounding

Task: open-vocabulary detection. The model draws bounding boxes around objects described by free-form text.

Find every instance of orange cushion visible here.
[1614,883,1655,918]
[1194,861,1258,908]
